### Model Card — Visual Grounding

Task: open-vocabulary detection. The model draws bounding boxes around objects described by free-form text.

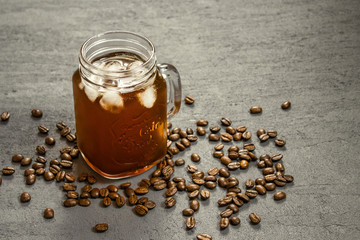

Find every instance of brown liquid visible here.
[72,52,167,178]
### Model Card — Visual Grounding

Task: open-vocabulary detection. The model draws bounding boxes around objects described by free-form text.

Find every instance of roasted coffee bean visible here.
[134,187,148,195]
[213,144,224,152]
[190,153,200,162]
[44,208,54,219]
[60,147,72,154]
[267,130,277,138]
[24,168,35,176]
[210,126,221,133]
[186,217,196,229]
[200,189,210,200]
[69,149,79,158]
[20,192,31,203]
[36,145,46,155]
[186,184,200,192]
[274,179,287,187]
[228,151,239,160]
[257,128,266,137]
[230,216,241,226]
[180,138,191,148]
[271,153,283,161]
[226,126,236,135]
[134,204,148,216]
[65,173,75,182]
[275,138,286,147]
[232,132,241,141]
[1,112,10,121]
[167,140,172,148]
[188,190,199,199]
[82,184,92,192]
[227,186,241,193]
[175,159,185,166]
[196,127,206,136]
[244,143,255,151]
[250,106,262,114]
[204,175,217,182]
[284,174,294,182]
[64,198,77,207]
[248,152,258,161]
[227,203,239,213]
[164,197,177,208]
[60,160,73,168]
[264,182,276,191]
[38,125,49,134]
[197,120,208,126]
[169,133,180,141]
[275,163,285,172]
[79,198,91,207]
[168,146,179,155]
[213,151,224,159]
[221,133,233,142]
[228,193,238,199]
[172,128,181,134]
[177,130,187,138]
[220,217,230,229]
[36,156,46,164]
[56,122,67,130]
[264,174,277,182]
[139,179,151,188]
[183,208,194,216]
[119,182,131,189]
[115,196,125,207]
[137,197,148,205]
[80,191,90,199]
[242,132,252,140]
[218,177,228,188]
[245,189,258,198]
[162,165,174,178]
[184,96,195,104]
[66,133,76,142]
[150,177,161,185]
[95,223,108,232]
[186,128,194,135]
[2,166,15,175]
[99,188,110,198]
[165,187,177,197]
[255,185,267,195]
[173,177,185,183]
[218,196,233,206]
[281,101,291,109]
[192,178,205,186]
[208,133,220,141]
[35,168,45,175]
[219,168,230,178]
[60,127,71,137]
[249,213,261,224]
[239,160,249,169]
[232,196,244,207]
[207,167,219,176]
[220,156,232,165]
[108,192,120,200]
[187,165,198,173]
[144,200,156,210]
[103,197,112,207]
[226,162,240,170]
[192,171,204,179]
[176,182,186,191]
[197,233,212,240]
[31,109,43,118]
[187,134,198,142]
[45,137,55,145]
[220,117,232,126]
[12,154,23,163]
[189,199,200,211]
[63,183,77,191]
[245,179,255,188]
[228,145,240,152]
[60,153,72,161]
[167,122,172,129]
[237,193,250,203]
[153,180,167,190]
[228,176,239,184]
[44,171,55,181]
[67,191,79,199]
[255,178,266,186]
[260,154,270,161]
[263,167,275,175]
[220,208,233,218]
[204,181,217,189]
[259,134,270,142]
[257,160,266,168]
[264,158,273,167]
[49,165,60,175]
[239,153,251,161]
[32,162,44,170]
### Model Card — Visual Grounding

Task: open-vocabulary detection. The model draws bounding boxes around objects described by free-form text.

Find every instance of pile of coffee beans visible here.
[0,100,293,239]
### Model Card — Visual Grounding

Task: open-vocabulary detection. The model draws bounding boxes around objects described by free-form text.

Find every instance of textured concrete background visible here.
[0,0,359,239]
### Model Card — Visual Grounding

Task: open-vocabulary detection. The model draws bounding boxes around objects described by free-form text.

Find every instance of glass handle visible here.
[158,63,182,119]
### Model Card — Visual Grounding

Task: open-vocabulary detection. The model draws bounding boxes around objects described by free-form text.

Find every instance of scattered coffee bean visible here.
[281,101,291,109]
[186,217,196,229]
[221,133,233,142]
[259,134,269,142]
[249,212,261,224]
[20,192,31,202]
[44,208,54,219]
[135,204,149,216]
[237,193,250,203]
[2,166,15,175]
[102,197,111,207]
[196,127,206,136]
[230,216,241,226]
[64,198,78,207]
[31,109,43,118]
[208,133,220,141]
[115,196,126,207]
[184,96,195,104]
[197,233,212,240]
[267,130,277,138]
[190,199,200,211]
[175,159,185,166]
[197,120,208,126]
[187,135,198,142]
[264,182,276,191]
[220,217,230,229]
[169,133,180,141]
[180,138,191,147]
[210,126,221,133]
[220,208,233,218]
[250,106,262,114]
[66,133,76,142]
[220,117,232,126]
[214,143,224,151]
[144,200,156,210]
[38,125,49,134]
[183,208,194,216]
[1,112,10,121]
[257,128,266,137]
[200,190,210,200]
[245,179,255,188]
[188,190,199,199]
[275,163,285,172]
[35,168,45,175]
[271,153,283,161]
[36,145,46,155]
[165,197,176,208]
[56,171,66,182]
[187,165,198,173]
[95,223,108,233]
[284,174,294,182]
[242,132,252,140]
[275,138,286,147]
[245,189,258,198]
[45,137,56,145]
[191,153,201,162]
[12,154,24,163]
[255,185,267,195]
[239,160,249,169]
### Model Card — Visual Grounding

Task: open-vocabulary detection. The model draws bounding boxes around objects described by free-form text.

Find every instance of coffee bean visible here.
[224,126,235,135]
[227,186,241,193]
[59,147,72,154]
[45,137,56,145]
[172,128,181,134]
[200,190,210,200]
[249,212,261,224]
[245,189,258,198]
[229,216,240,226]
[227,203,239,213]
[173,177,185,183]
[175,159,185,166]
[67,191,79,199]
[210,126,221,133]
[190,153,200,162]
[64,173,75,182]
[281,101,291,109]
[197,120,208,126]
[1,112,10,121]
[204,176,217,182]
[80,191,90,199]
[192,171,204,179]
[250,106,262,114]
[232,196,244,207]
[220,208,233,218]
[217,197,232,206]
[186,217,196,229]
[38,125,49,134]
[237,193,250,203]
[169,133,180,141]
[239,160,249,169]
[275,163,285,172]
[284,174,294,182]
[220,156,231,165]
[184,96,195,104]
[197,233,212,240]
[11,154,23,163]
[2,166,15,175]
[168,146,179,155]
[243,143,255,151]
[144,200,156,210]
[66,134,76,142]
[257,128,266,137]
[20,192,31,202]
[63,183,77,191]
[187,165,198,173]
[274,179,287,187]
[60,127,71,137]
[275,138,286,147]
[213,151,224,159]
[264,182,276,191]
[95,223,108,232]
[102,197,111,207]
[55,122,66,130]
[264,174,277,182]
[137,196,148,205]
[24,168,35,177]
[221,133,233,142]
[135,204,149,216]
[32,162,44,170]
[248,152,258,161]
[31,109,43,118]
[227,162,240,170]
[183,208,194,216]
[187,134,198,142]
[220,217,230,229]
[64,198,77,207]
[204,181,217,189]
[184,128,193,135]
[259,134,269,142]
[35,168,45,175]
[262,167,275,175]
[188,190,199,199]
[264,158,273,167]
[255,185,267,195]
[196,127,206,136]
[236,126,246,133]
[190,199,200,211]
[218,177,228,188]
[212,144,224,152]
[119,182,131,189]
[206,167,218,176]
[153,180,167,190]
[228,151,239,160]
[43,171,55,181]
[219,168,230,178]
[60,160,73,168]
[208,133,220,141]
[44,208,54,219]
[220,117,232,126]
[245,179,255,188]
[242,132,252,140]
[186,184,200,192]
[231,132,241,141]
[165,197,176,208]
[180,138,191,148]
[69,149,79,158]
[271,153,283,161]
[114,196,125,207]
[165,187,177,197]
[267,130,277,138]
[192,177,205,186]
[49,165,60,175]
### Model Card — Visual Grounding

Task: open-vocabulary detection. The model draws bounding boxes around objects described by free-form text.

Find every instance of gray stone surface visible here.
[0,0,360,239]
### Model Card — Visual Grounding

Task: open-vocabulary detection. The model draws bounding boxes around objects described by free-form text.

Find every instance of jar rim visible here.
[79,31,155,75]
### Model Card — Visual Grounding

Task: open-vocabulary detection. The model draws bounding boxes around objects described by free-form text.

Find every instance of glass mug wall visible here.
[72,31,181,179]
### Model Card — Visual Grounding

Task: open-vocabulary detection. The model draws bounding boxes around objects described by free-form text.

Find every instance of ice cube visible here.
[137,86,156,108]
[99,91,124,113]
[78,81,84,90]
[104,60,127,71]
[84,85,99,102]
[126,60,143,70]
